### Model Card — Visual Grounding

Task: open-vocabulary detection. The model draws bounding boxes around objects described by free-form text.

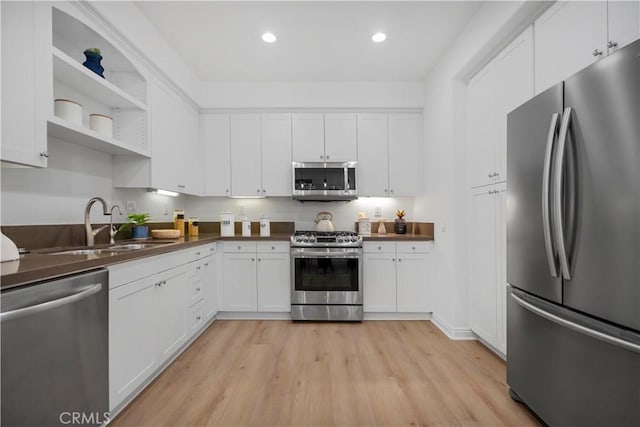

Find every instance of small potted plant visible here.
[119,213,151,239]
[394,210,407,234]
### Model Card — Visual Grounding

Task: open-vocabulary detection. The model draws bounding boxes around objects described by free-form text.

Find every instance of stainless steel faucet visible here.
[84,197,111,246]
[109,204,124,244]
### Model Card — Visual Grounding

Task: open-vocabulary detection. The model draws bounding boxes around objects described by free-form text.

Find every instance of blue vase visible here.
[83,49,105,78]
[131,226,149,239]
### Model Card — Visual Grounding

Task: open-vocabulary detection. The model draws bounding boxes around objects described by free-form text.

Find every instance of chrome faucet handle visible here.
[109,204,124,244]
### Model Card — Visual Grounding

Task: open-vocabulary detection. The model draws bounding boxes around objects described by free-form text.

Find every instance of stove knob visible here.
[309,235,317,243]
[337,236,344,243]
[351,236,358,242]
[295,236,303,242]
[303,235,310,242]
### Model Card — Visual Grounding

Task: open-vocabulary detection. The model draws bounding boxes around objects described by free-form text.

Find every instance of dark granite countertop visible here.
[0,233,291,290]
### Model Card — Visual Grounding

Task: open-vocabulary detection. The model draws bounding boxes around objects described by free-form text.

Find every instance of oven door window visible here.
[294,257,359,292]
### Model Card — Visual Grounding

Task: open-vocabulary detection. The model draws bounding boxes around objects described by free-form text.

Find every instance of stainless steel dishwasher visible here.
[1,269,109,426]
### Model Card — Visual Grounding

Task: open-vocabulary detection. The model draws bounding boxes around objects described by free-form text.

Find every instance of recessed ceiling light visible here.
[262,32,276,43]
[372,32,387,43]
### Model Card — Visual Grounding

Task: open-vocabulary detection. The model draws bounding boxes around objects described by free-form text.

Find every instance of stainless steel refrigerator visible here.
[506,39,640,426]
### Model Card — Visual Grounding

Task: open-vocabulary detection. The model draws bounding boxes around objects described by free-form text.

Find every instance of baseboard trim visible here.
[216,311,292,320]
[430,313,476,340]
[364,312,432,321]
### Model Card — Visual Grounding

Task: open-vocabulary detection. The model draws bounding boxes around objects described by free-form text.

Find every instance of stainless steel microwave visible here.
[292,161,357,201]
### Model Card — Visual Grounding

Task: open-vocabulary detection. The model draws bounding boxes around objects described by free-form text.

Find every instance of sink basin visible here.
[50,249,118,256]
[49,241,170,256]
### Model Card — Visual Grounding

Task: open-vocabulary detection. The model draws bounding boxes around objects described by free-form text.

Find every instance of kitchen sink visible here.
[49,241,171,256]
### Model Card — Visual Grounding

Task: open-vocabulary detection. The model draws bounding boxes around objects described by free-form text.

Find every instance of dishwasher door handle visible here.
[0,283,102,322]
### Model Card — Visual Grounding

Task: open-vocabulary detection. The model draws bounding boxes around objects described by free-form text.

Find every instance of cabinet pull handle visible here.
[196,287,201,291]
[592,48,603,57]
[178,184,186,189]
[607,40,618,49]
[392,258,396,262]
[257,189,261,193]
[390,189,394,193]
[378,246,382,250]
[326,155,330,159]
[258,258,261,262]
[384,189,388,193]
[39,152,49,158]
[262,189,266,194]
[271,246,275,250]
[196,316,201,321]
[196,266,201,271]
[195,252,201,256]
[204,263,209,267]
[398,258,402,262]
[252,258,256,262]
[320,155,324,159]
[412,246,415,250]
[237,245,241,250]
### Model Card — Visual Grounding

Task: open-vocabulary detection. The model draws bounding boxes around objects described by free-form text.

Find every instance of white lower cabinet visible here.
[222,241,290,313]
[468,184,507,354]
[108,244,216,411]
[257,243,291,312]
[363,241,432,313]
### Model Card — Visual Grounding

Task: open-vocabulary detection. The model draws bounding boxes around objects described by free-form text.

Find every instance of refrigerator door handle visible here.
[511,292,640,354]
[542,112,560,277]
[553,107,572,280]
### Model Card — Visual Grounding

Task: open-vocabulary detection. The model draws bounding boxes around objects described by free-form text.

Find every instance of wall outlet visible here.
[374,206,382,217]
[126,200,136,213]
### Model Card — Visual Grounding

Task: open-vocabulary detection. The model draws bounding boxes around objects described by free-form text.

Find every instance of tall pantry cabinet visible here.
[467,26,534,355]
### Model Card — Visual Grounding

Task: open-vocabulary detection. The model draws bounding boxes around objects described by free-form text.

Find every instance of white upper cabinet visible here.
[1,2,51,167]
[261,114,292,197]
[292,113,325,162]
[114,78,201,195]
[292,113,358,162]
[230,114,262,197]
[607,0,640,54]
[388,113,422,197]
[468,26,533,188]
[202,114,231,197]
[324,113,357,162]
[356,114,389,197]
[534,0,638,94]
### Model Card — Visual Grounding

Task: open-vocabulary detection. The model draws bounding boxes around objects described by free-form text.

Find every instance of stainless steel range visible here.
[290,231,363,321]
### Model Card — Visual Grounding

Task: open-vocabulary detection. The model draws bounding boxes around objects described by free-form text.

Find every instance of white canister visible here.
[89,113,113,137]
[358,218,371,237]
[220,212,234,237]
[260,216,271,237]
[54,99,83,126]
[242,217,252,237]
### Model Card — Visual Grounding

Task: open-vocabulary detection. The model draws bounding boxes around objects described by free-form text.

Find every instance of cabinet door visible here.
[468,188,498,347]
[257,253,291,312]
[494,26,534,183]
[363,254,397,312]
[230,114,262,197]
[1,2,50,167]
[109,277,158,410]
[202,256,218,320]
[607,0,640,54]
[156,267,188,362]
[357,114,389,196]
[396,253,429,312]
[467,62,498,188]
[223,253,258,311]
[261,113,292,196]
[179,100,202,195]
[496,187,508,355]
[292,113,325,162]
[534,1,607,94]
[202,114,231,196]
[149,80,182,192]
[324,113,357,161]
[388,113,422,196]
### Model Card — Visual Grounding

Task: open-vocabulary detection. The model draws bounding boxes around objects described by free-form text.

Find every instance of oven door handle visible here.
[291,252,361,259]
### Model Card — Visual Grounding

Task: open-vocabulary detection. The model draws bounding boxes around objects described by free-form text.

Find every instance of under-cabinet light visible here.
[147,188,180,197]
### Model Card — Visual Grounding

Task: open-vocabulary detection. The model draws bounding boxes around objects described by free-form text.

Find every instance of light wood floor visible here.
[111,320,542,427]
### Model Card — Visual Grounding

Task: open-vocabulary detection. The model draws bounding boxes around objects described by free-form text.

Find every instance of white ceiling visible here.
[133,1,484,82]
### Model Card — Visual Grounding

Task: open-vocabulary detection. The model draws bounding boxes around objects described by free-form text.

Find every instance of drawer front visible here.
[257,241,290,253]
[363,242,396,254]
[396,241,432,254]
[187,244,215,261]
[223,241,257,253]
[189,276,204,306]
[189,301,205,334]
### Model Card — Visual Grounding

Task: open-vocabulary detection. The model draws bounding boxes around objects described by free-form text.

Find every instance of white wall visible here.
[416,1,549,337]
[200,81,424,109]
[1,138,114,225]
